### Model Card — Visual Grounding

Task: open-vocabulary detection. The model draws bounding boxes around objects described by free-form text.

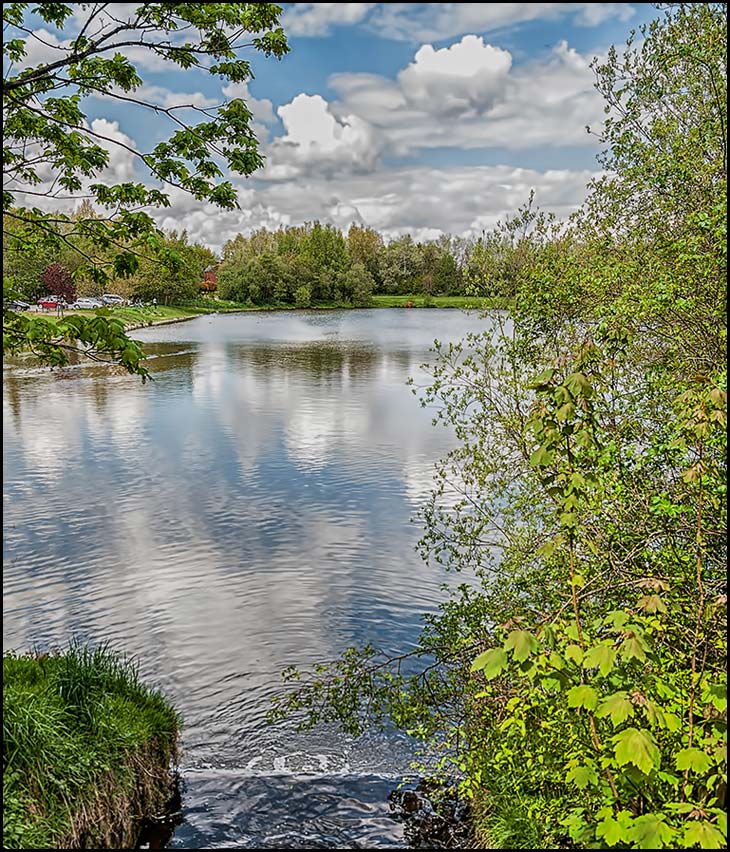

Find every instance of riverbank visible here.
[3,645,180,850]
[25,294,502,333]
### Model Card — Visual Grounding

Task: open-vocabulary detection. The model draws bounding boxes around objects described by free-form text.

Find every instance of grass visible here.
[23,293,508,333]
[370,294,506,309]
[3,644,180,850]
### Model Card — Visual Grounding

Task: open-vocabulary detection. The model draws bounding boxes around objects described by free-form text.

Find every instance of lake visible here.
[3,308,489,849]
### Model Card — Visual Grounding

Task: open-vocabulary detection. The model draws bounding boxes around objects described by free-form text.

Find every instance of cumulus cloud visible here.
[263,94,382,178]
[281,3,376,36]
[328,37,604,154]
[159,162,596,252]
[398,36,512,115]
[89,118,140,184]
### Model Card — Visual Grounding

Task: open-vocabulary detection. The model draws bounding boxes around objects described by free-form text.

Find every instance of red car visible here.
[37,296,67,310]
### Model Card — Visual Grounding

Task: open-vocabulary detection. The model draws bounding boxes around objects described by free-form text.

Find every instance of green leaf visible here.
[566,763,598,789]
[596,814,630,846]
[565,644,584,665]
[471,648,508,679]
[630,813,674,848]
[684,821,726,849]
[583,642,617,676]
[565,372,592,398]
[613,728,661,775]
[603,610,630,629]
[567,684,599,711]
[620,633,649,662]
[530,446,554,467]
[503,629,539,663]
[675,748,712,774]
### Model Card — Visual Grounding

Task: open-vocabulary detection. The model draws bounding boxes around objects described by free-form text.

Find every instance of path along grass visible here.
[3,645,180,849]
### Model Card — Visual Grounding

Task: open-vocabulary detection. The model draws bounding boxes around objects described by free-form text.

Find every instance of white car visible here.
[70,297,104,309]
[101,293,126,305]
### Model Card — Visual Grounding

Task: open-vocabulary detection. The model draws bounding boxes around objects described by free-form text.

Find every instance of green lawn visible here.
[3,645,180,849]
[24,294,506,332]
[370,294,504,309]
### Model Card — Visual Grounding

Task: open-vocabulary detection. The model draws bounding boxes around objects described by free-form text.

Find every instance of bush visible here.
[294,285,312,308]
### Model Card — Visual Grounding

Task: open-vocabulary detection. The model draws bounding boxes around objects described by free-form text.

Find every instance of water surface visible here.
[3,308,489,848]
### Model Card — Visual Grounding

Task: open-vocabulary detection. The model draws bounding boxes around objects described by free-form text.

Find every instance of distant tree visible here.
[379,236,423,294]
[347,225,383,287]
[294,285,312,308]
[340,263,374,306]
[40,263,76,303]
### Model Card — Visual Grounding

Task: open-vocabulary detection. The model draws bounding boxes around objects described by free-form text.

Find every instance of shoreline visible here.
[3,646,180,849]
[122,297,505,332]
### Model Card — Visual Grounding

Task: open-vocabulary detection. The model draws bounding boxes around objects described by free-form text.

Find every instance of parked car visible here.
[70,297,104,309]
[37,296,67,310]
[5,299,31,311]
[101,293,126,305]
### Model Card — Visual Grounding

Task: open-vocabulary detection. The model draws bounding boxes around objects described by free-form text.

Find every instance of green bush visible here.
[294,285,312,308]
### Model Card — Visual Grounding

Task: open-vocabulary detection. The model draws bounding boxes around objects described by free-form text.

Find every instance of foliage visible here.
[3,644,180,849]
[270,5,728,849]
[40,262,76,303]
[3,2,289,375]
[294,285,312,309]
[340,262,374,307]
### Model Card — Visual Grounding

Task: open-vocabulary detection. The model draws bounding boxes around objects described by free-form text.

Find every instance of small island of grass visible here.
[3,645,180,850]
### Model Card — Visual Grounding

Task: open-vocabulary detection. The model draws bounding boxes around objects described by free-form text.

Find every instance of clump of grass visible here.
[3,643,180,849]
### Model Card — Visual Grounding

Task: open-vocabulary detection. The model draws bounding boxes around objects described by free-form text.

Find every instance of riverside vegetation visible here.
[269,5,728,849]
[3,645,180,849]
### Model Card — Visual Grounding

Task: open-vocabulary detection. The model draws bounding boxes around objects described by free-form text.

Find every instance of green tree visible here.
[340,263,374,307]
[302,222,349,300]
[131,232,215,304]
[294,285,312,308]
[271,6,728,849]
[378,235,423,294]
[347,225,383,288]
[3,2,288,377]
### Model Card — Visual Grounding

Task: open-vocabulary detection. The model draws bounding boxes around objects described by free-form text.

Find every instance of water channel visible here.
[3,308,490,848]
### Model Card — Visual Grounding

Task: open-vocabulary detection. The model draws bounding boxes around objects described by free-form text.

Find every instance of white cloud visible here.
[281,3,376,36]
[369,3,635,42]
[329,37,604,154]
[89,118,140,184]
[68,155,587,254]
[223,81,276,124]
[133,84,220,111]
[398,35,512,115]
[574,4,636,27]
[13,27,71,69]
[263,94,382,178]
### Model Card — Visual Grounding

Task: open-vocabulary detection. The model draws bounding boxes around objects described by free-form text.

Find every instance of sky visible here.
[10,2,660,254]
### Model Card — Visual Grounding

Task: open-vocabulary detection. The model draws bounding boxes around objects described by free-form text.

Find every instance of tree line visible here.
[5,203,541,307]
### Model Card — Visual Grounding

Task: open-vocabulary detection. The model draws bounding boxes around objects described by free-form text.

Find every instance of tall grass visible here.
[3,643,180,849]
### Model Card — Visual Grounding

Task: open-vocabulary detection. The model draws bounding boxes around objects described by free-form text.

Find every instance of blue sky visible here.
[11,3,660,252]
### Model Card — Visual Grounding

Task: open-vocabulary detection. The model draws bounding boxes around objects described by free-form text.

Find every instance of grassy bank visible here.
[3,645,180,850]
[23,294,503,332]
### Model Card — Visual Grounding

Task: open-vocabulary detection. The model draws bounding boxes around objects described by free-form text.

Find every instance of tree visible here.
[340,263,374,307]
[130,232,215,304]
[378,235,423,294]
[271,6,727,849]
[3,2,289,377]
[40,263,76,304]
[347,225,383,288]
